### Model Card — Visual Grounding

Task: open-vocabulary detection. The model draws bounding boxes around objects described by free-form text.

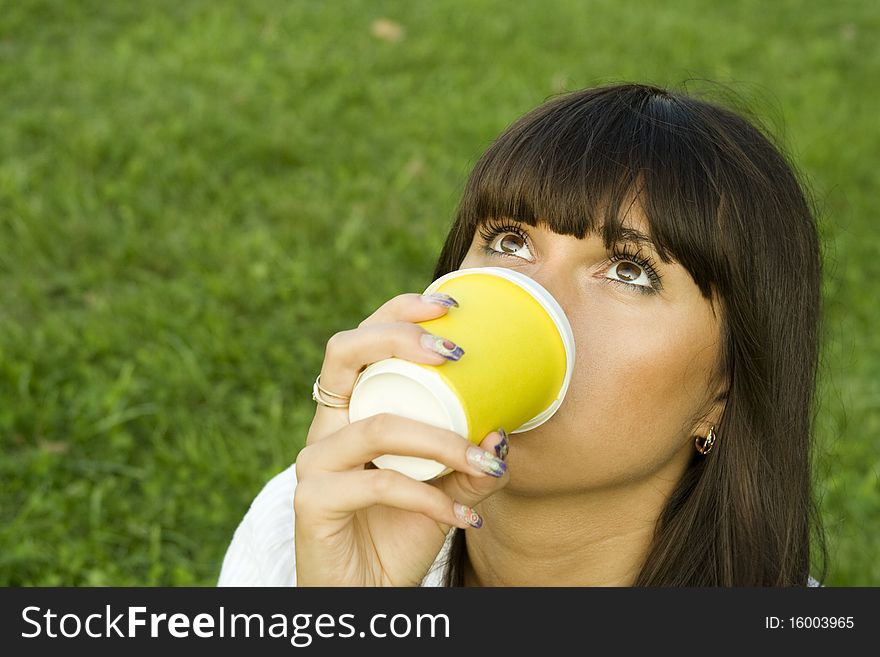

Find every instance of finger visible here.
[358,292,460,329]
[293,469,482,530]
[307,292,462,446]
[480,428,510,463]
[316,321,465,406]
[434,429,511,508]
[296,413,506,480]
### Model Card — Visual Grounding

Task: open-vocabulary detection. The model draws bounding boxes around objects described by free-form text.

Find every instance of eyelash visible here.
[476,220,663,295]
[607,243,663,295]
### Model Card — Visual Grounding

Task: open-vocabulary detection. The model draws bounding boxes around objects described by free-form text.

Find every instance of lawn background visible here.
[1,0,877,585]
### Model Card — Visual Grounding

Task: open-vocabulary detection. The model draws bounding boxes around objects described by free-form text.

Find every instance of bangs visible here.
[456,85,731,300]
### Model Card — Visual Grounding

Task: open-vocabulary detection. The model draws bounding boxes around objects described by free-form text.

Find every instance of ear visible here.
[691,388,727,439]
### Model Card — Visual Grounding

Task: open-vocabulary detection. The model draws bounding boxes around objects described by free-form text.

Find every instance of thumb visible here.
[433,428,510,510]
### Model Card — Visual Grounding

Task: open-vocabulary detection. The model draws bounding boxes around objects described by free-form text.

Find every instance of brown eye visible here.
[615,262,642,282]
[606,248,661,294]
[480,223,534,261]
[607,260,653,291]
[500,234,524,253]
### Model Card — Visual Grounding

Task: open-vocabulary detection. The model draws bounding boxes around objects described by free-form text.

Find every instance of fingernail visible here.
[453,502,483,529]
[420,333,464,361]
[421,292,459,308]
[494,428,509,462]
[466,444,507,478]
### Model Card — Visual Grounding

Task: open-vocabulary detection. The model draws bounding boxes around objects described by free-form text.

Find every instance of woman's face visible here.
[457,210,727,495]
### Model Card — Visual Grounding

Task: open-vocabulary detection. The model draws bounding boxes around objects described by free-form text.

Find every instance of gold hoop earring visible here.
[695,425,717,455]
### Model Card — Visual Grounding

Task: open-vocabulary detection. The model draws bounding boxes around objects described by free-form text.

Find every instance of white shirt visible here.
[218,462,822,587]
[217,463,453,586]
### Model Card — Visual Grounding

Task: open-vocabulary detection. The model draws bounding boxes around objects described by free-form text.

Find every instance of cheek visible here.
[573,322,681,435]
[554,306,718,480]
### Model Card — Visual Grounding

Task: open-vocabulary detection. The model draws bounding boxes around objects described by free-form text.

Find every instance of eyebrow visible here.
[615,227,657,249]
[614,225,678,266]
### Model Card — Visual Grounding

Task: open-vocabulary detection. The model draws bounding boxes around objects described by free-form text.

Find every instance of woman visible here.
[218,82,827,586]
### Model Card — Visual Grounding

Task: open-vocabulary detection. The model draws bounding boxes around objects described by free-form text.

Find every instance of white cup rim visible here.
[423,266,576,432]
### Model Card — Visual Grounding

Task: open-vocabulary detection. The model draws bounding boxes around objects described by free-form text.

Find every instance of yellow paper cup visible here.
[348,266,575,481]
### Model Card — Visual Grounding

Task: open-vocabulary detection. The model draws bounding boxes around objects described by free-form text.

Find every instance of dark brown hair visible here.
[433,82,827,586]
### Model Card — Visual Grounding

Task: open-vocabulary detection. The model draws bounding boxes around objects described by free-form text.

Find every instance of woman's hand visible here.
[294,292,510,586]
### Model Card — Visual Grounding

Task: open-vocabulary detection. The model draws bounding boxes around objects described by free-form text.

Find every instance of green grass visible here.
[1,0,877,585]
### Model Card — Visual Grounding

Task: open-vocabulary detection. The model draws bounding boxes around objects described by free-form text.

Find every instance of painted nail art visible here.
[454,502,483,529]
[421,292,459,308]
[494,428,509,462]
[466,445,507,478]
[420,333,465,361]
